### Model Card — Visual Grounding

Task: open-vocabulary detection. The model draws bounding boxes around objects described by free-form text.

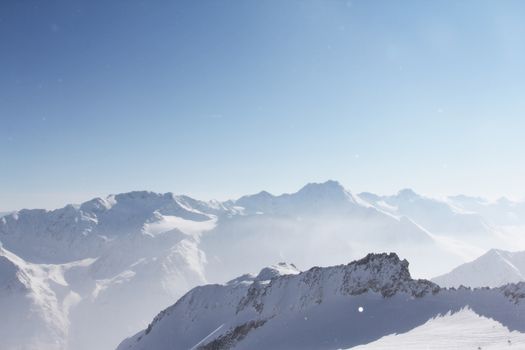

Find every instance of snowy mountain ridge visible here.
[117,253,525,350]
[235,180,363,215]
[0,190,216,350]
[0,190,219,263]
[359,188,494,237]
[233,253,440,318]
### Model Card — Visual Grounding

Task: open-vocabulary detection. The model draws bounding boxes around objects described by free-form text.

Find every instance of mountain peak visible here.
[295,180,353,202]
[396,188,419,199]
[256,262,300,281]
[340,252,418,295]
[485,248,508,256]
[235,180,358,214]
[113,191,172,203]
[299,180,345,193]
[79,197,114,212]
[354,252,405,267]
[242,190,275,201]
[256,190,273,197]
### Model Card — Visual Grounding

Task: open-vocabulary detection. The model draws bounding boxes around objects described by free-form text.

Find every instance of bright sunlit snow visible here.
[349,308,525,350]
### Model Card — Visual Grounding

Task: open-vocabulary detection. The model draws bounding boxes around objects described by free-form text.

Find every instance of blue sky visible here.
[1,0,525,211]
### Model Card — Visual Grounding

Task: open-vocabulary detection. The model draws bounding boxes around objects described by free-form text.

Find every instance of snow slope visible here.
[116,253,525,350]
[349,308,525,349]
[0,243,92,350]
[433,249,525,288]
[0,192,217,350]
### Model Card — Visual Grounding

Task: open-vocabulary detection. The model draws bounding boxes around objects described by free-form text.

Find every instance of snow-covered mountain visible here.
[202,181,461,282]
[0,192,216,350]
[433,249,525,288]
[359,189,491,237]
[2,181,525,350]
[359,189,525,263]
[0,192,216,263]
[235,180,365,215]
[117,253,525,350]
[448,195,525,226]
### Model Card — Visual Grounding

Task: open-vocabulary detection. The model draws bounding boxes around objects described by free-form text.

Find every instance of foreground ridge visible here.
[118,253,525,350]
[118,253,459,350]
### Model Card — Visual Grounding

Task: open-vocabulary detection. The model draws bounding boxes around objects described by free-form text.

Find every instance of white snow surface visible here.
[349,308,525,349]
[0,244,93,350]
[117,253,525,350]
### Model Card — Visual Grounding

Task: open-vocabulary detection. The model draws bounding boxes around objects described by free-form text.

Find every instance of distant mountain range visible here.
[1,180,525,349]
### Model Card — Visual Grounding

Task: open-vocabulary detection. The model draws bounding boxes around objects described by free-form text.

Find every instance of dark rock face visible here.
[500,282,525,304]
[339,253,440,298]
[198,320,267,350]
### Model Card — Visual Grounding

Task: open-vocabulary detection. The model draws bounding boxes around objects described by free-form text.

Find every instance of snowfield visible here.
[349,308,525,349]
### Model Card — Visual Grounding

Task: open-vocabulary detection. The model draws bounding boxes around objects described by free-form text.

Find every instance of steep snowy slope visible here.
[116,253,525,350]
[0,192,218,350]
[433,249,525,288]
[66,234,207,350]
[0,244,91,350]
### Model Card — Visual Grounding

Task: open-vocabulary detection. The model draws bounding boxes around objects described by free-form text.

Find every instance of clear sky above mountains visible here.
[1,0,525,211]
